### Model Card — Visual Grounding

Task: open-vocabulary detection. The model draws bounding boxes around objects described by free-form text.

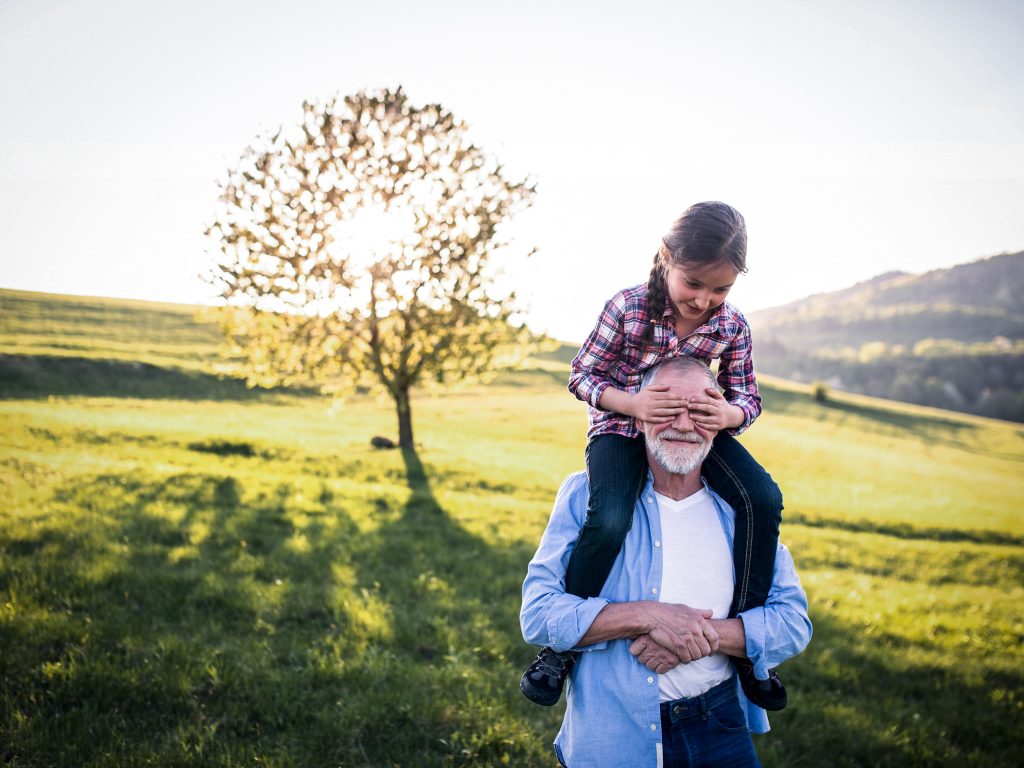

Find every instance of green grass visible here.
[1,289,1023,766]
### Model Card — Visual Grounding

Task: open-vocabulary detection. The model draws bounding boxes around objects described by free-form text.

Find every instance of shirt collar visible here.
[660,297,731,332]
[641,468,716,496]
[641,471,735,540]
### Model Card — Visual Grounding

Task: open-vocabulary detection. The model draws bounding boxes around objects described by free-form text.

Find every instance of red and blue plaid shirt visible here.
[569,284,761,439]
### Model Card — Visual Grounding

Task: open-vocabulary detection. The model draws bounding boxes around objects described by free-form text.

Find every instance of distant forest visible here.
[750,252,1024,422]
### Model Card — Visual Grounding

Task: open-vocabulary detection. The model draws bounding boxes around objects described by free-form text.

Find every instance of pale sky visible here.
[1,0,1021,341]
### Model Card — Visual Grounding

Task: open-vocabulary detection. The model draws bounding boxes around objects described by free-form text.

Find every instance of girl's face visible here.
[664,259,739,322]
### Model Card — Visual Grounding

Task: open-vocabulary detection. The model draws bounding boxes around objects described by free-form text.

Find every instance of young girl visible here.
[520,201,786,710]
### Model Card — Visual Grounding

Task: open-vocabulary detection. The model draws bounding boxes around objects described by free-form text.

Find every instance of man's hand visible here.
[687,388,744,431]
[628,385,687,423]
[629,634,684,674]
[644,603,720,662]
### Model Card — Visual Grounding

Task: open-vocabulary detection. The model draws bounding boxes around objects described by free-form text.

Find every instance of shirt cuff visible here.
[546,596,610,653]
[584,379,612,411]
[738,607,769,680]
[726,401,758,436]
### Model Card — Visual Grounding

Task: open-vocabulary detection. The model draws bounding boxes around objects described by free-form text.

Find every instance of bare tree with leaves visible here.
[206,87,537,448]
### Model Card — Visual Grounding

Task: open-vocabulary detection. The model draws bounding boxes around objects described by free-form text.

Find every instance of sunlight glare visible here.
[327,203,417,274]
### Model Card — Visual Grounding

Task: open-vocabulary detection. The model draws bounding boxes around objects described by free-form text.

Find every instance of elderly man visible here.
[520,357,811,768]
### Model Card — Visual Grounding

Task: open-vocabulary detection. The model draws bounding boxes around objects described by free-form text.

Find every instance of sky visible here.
[1,0,1022,342]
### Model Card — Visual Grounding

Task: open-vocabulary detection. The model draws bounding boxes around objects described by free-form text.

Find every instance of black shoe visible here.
[734,657,787,711]
[520,648,576,706]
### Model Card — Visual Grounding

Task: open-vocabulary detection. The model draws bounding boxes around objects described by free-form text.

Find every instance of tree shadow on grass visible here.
[333,447,550,764]
[0,456,555,766]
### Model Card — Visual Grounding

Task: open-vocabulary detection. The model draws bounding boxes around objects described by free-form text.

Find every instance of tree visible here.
[206,87,537,448]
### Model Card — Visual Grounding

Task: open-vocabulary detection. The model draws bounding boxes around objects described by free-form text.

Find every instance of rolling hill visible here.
[749,251,1024,421]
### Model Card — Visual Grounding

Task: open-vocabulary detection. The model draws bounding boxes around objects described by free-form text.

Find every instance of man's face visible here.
[642,369,717,475]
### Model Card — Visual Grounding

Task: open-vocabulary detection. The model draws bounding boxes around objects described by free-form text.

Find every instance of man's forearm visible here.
[578,602,650,646]
[579,601,718,664]
[709,618,746,657]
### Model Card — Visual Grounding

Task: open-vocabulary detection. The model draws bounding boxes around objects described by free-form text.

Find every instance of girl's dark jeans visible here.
[563,431,782,617]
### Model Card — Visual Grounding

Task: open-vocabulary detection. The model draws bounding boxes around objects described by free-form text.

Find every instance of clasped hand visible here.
[629,603,720,674]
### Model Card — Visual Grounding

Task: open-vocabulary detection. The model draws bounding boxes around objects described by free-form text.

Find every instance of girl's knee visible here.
[583,510,633,549]
[748,477,783,521]
[757,479,786,514]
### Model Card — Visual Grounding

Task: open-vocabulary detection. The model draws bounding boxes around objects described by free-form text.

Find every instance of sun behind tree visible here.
[206,87,538,448]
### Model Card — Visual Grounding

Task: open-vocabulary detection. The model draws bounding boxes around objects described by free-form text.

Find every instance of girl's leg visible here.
[701,431,783,615]
[701,431,788,710]
[521,433,646,707]
[564,433,648,599]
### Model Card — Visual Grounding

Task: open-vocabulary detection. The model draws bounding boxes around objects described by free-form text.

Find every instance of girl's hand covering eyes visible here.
[629,384,687,423]
[687,388,743,431]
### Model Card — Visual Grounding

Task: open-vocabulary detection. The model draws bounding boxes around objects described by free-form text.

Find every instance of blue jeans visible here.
[553,677,760,768]
[660,676,761,768]
[564,432,782,616]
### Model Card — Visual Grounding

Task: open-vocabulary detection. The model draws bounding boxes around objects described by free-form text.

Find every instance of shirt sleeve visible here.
[737,543,813,681]
[568,293,629,410]
[520,474,612,653]
[717,315,762,435]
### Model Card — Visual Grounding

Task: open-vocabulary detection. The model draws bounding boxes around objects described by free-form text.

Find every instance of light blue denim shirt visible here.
[520,471,812,768]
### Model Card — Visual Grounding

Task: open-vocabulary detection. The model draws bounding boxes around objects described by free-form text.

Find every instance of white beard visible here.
[647,428,713,476]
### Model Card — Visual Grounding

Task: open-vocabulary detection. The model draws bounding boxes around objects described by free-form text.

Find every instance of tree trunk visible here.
[395,386,414,449]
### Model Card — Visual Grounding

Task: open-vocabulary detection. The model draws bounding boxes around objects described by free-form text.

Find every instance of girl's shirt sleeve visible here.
[568,292,629,410]
[717,313,762,435]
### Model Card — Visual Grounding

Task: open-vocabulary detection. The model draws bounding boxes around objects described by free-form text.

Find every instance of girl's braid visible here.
[642,248,667,343]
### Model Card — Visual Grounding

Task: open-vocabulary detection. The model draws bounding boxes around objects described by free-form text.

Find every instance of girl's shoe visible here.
[520,647,576,706]
[734,657,787,710]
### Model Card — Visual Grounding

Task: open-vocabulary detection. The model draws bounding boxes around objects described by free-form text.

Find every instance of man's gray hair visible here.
[640,357,720,392]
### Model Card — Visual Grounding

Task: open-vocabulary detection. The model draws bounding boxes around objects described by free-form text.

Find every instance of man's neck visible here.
[649,461,704,501]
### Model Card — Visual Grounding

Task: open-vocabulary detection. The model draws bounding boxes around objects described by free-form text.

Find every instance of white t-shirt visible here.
[655,488,735,701]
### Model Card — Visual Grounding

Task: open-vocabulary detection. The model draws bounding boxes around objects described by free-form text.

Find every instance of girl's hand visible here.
[687,388,744,431]
[629,385,687,423]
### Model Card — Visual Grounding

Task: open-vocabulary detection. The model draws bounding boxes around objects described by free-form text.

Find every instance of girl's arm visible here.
[689,313,761,435]
[567,295,628,410]
[570,291,685,422]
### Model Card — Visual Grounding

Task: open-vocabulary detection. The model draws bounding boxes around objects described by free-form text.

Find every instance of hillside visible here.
[750,251,1024,421]
[0,288,294,399]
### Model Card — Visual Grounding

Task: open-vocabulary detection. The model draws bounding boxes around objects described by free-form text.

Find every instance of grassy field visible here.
[1,289,1023,767]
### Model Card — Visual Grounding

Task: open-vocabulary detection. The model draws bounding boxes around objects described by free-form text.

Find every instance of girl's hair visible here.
[643,201,748,342]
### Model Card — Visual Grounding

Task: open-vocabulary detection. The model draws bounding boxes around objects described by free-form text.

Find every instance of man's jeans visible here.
[554,677,760,768]
[660,676,761,768]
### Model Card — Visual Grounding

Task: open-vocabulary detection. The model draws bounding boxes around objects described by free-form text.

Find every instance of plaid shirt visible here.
[569,284,761,439]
